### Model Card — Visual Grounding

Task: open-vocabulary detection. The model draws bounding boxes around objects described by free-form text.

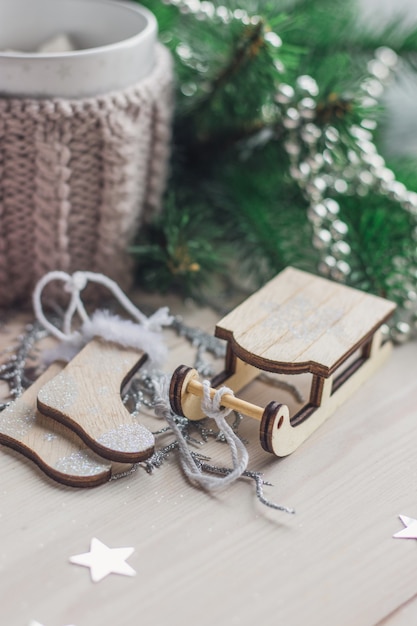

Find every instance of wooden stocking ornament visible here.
[32,270,174,465]
[37,338,155,464]
[0,362,133,487]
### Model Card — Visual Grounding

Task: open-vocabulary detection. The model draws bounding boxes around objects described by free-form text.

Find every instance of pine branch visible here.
[129,0,417,341]
[187,19,266,116]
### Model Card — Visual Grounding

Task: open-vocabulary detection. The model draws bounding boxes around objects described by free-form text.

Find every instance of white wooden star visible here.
[69,537,136,582]
[393,515,417,539]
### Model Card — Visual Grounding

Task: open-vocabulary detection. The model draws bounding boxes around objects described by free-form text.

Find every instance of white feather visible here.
[82,310,168,366]
[43,309,168,367]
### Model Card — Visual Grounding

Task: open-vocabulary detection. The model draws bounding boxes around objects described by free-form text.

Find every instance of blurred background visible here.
[359,0,417,157]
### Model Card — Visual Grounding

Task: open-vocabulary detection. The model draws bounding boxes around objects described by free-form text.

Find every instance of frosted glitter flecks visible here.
[55,451,110,477]
[37,372,77,412]
[0,401,36,437]
[97,423,155,453]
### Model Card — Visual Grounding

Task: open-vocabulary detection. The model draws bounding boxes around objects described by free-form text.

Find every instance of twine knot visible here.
[32,270,172,365]
[201,381,234,420]
[153,376,249,492]
[66,271,88,293]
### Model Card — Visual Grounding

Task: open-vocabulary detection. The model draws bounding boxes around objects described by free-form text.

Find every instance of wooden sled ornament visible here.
[170,267,396,457]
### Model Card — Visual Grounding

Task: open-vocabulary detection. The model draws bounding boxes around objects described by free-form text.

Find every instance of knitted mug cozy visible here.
[0,44,173,306]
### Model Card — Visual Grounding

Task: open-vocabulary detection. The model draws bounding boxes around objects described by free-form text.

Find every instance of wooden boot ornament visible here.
[33,271,172,466]
[0,362,133,486]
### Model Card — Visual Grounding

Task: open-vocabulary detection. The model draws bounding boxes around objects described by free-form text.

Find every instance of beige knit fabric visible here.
[0,44,173,306]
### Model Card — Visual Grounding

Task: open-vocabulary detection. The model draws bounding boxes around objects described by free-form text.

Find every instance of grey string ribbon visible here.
[153,377,248,491]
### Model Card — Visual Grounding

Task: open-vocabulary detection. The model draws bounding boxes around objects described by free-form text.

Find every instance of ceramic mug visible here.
[0,0,157,97]
[0,0,172,306]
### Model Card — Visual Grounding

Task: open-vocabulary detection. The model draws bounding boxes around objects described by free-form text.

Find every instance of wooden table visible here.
[0,297,417,626]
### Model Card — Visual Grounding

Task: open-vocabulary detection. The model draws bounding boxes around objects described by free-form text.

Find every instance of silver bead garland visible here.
[278,46,417,341]
[161,0,417,341]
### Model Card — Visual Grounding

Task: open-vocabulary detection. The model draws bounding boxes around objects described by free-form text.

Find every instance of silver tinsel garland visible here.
[0,314,293,513]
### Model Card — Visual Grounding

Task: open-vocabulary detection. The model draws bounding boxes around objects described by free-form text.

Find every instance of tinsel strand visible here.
[0,314,292,512]
[0,321,47,404]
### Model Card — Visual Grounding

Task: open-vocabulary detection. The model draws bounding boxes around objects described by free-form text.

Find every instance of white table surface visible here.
[0,296,417,626]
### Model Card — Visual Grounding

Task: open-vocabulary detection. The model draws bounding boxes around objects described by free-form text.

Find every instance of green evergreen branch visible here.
[129,0,417,339]
[190,19,266,115]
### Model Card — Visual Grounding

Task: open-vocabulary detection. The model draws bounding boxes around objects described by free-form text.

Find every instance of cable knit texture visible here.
[0,44,173,306]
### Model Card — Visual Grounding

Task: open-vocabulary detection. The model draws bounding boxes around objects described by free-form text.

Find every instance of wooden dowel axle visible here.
[187,378,264,421]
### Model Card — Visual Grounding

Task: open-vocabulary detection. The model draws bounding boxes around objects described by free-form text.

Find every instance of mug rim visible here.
[0,0,156,59]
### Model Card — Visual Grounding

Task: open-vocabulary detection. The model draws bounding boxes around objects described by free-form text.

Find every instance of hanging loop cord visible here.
[153,377,249,491]
[32,270,173,343]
